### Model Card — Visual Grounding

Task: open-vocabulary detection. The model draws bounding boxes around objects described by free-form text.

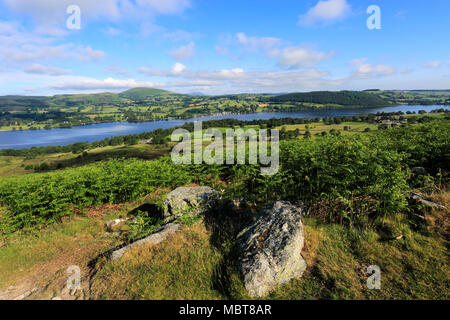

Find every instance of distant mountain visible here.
[119,87,175,100]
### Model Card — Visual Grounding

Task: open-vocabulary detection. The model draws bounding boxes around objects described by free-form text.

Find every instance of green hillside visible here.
[119,87,175,100]
[48,93,122,107]
[269,91,391,108]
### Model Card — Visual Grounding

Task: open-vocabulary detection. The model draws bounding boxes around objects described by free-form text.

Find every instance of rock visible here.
[163,186,220,222]
[409,192,447,210]
[51,296,62,300]
[105,218,128,232]
[237,201,307,298]
[110,223,181,260]
[411,167,427,175]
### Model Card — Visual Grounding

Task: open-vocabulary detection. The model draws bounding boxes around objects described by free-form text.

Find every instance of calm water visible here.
[0,105,447,150]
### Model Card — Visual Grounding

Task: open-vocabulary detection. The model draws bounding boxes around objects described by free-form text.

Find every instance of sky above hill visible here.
[0,0,449,95]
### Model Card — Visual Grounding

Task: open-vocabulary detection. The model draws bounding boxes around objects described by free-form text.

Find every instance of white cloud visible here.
[423,61,442,68]
[49,76,163,91]
[24,64,71,76]
[137,62,341,94]
[236,32,282,52]
[298,0,351,26]
[4,0,191,36]
[1,43,106,63]
[273,46,333,69]
[351,58,396,78]
[171,62,187,75]
[168,42,195,60]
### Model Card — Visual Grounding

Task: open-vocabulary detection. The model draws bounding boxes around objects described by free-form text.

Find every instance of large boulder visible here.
[163,186,220,222]
[237,201,307,298]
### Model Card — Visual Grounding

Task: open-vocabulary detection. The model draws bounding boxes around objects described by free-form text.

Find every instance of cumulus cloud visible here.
[1,43,106,63]
[49,76,163,90]
[351,58,396,79]
[168,42,195,60]
[3,0,192,37]
[137,62,341,94]
[236,32,282,52]
[24,64,71,76]
[298,0,351,26]
[422,61,442,68]
[272,46,333,69]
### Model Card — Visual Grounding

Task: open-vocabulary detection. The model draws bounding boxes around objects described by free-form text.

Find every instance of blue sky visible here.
[0,0,449,95]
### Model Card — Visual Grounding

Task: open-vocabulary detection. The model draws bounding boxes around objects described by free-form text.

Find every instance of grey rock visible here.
[163,186,220,222]
[237,201,307,298]
[110,223,181,260]
[409,192,447,210]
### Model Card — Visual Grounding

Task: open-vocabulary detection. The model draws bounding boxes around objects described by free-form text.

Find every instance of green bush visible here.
[0,158,196,232]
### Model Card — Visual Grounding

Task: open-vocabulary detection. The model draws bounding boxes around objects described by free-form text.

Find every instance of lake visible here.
[0,105,447,150]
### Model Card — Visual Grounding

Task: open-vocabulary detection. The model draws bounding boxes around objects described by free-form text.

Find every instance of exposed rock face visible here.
[163,186,220,222]
[237,201,307,298]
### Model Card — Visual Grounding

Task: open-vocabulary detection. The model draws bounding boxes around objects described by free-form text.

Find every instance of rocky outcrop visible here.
[110,223,181,260]
[237,201,307,298]
[163,186,220,222]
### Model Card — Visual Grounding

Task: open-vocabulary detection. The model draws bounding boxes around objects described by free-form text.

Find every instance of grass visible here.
[277,121,379,136]
[91,224,226,300]
[88,191,449,300]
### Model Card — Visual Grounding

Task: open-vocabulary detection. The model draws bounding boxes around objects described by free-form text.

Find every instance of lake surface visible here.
[0,105,447,150]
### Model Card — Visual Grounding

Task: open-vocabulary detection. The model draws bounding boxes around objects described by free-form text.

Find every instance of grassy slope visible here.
[119,88,175,100]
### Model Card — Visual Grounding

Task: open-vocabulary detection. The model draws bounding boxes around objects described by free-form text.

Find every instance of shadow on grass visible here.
[203,200,253,299]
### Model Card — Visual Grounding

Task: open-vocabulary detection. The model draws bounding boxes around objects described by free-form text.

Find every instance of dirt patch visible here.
[85,204,127,218]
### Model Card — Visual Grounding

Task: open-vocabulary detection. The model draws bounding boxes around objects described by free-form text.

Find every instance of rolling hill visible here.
[269,91,391,108]
[119,88,175,100]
